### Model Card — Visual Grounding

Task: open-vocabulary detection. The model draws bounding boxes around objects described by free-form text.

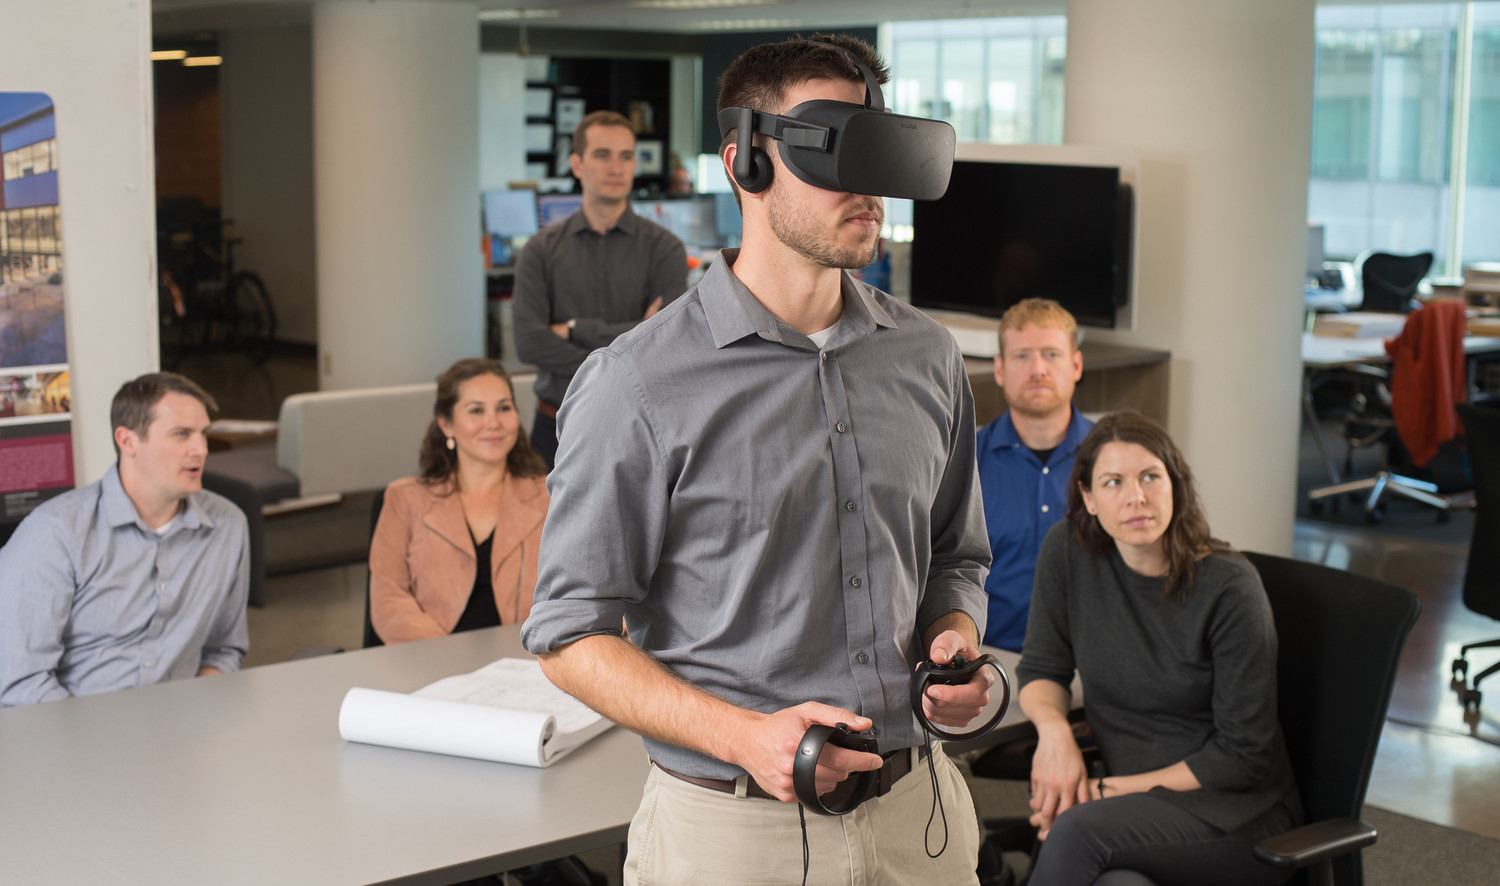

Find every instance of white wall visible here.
[221,25,317,344]
[1,0,157,484]
[1066,0,1314,556]
[479,53,527,192]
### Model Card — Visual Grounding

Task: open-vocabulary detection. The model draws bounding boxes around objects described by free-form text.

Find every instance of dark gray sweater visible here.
[1017,522,1301,832]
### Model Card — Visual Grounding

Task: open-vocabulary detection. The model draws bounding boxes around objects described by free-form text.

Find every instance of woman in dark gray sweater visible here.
[1018,412,1300,886]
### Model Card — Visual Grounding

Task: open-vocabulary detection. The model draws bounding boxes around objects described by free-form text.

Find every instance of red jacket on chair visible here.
[1385,299,1468,467]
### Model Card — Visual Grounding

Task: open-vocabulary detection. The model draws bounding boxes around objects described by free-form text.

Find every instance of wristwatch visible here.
[566,318,577,340]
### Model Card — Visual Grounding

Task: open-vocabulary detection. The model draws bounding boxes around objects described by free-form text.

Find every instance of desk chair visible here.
[363,487,386,649]
[1452,402,1500,717]
[973,554,1419,886]
[1358,251,1432,314]
[1307,299,1472,523]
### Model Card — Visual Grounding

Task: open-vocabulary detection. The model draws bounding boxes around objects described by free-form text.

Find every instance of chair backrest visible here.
[1458,402,1500,620]
[363,487,386,649]
[1242,551,1420,886]
[1359,251,1432,313]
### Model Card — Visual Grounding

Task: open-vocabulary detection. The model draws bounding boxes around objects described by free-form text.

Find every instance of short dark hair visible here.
[572,110,634,157]
[110,372,218,458]
[418,358,547,487]
[1066,411,1233,602]
[716,33,888,209]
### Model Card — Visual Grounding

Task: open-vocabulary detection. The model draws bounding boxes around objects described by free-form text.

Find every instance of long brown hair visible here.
[418,359,547,487]
[1065,411,1231,601]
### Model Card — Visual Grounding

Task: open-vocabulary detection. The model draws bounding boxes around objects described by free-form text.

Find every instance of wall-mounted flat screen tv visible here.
[909,160,1132,329]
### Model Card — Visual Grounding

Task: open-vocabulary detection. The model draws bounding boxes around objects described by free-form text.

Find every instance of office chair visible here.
[363,487,386,649]
[1358,251,1432,314]
[1451,402,1500,717]
[1307,299,1472,523]
[973,554,1419,886]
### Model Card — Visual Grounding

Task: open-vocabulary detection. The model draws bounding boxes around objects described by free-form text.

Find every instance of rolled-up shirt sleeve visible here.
[521,350,669,654]
[916,344,991,639]
[0,512,77,706]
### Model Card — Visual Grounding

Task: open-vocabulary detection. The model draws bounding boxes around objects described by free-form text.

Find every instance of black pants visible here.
[1027,793,1295,886]
[531,409,558,471]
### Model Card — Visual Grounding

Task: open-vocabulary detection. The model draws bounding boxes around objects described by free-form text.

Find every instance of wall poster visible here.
[0,92,73,529]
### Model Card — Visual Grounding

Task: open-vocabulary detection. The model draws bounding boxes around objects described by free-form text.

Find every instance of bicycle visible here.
[158,221,278,368]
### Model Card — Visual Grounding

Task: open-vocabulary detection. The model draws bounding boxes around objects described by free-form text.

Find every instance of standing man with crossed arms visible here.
[523,34,991,885]
[511,110,688,469]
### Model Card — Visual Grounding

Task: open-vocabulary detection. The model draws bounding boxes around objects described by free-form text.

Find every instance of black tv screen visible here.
[909,160,1132,328]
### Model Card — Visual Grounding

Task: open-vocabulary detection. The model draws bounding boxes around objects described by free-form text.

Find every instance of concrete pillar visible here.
[313,0,482,389]
[1065,0,1314,555]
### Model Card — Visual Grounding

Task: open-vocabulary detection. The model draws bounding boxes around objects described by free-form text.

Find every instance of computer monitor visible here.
[537,193,585,228]
[713,192,742,243]
[482,189,539,239]
[1306,223,1326,280]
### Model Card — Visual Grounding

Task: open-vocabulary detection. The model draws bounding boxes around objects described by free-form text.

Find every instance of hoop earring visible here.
[445,436,456,451]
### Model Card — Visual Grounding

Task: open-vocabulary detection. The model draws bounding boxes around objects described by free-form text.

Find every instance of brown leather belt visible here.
[653,745,929,804]
[536,400,560,420]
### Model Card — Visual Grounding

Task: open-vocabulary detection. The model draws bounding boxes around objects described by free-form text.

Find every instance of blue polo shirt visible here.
[976,405,1093,650]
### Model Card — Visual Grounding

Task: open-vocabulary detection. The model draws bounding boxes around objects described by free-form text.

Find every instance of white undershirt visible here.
[807,324,838,349]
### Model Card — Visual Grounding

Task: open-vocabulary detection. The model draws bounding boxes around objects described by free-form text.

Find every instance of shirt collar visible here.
[987,404,1089,455]
[564,204,637,238]
[101,463,211,533]
[697,248,897,350]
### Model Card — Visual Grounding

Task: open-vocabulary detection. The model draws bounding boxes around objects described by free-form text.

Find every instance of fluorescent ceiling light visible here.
[479,8,563,21]
[634,0,782,9]
[690,18,803,30]
[150,50,188,61]
[182,56,223,67]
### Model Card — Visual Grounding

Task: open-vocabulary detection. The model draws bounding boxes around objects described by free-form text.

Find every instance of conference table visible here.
[0,626,1055,885]
[0,626,648,886]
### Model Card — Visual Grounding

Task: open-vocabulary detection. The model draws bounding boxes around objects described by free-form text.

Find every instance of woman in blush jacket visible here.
[1019,411,1301,886]
[369,358,549,644]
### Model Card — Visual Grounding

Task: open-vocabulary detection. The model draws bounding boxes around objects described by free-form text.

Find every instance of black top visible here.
[1018,522,1302,832]
[453,530,501,634]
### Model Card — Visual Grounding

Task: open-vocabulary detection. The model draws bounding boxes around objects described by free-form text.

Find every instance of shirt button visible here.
[836,421,848,433]
[850,576,862,588]
[856,651,869,665]
[1042,466,1050,475]
[846,500,857,512]
[1041,505,1050,513]
[820,352,828,362]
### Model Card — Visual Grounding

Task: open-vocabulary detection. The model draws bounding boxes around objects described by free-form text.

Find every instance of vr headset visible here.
[716,45,955,201]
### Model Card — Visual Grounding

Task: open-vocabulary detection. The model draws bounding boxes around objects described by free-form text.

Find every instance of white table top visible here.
[1301,331,1500,369]
[0,626,648,886]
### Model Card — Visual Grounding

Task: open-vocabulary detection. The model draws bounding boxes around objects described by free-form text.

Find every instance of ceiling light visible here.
[479,8,563,21]
[690,18,803,30]
[150,50,188,61]
[634,0,782,9]
[182,56,223,67]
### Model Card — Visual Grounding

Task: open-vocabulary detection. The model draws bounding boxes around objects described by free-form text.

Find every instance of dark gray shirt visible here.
[521,250,991,779]
[511,206,688,408]
[0,464,250,707]
[1018,522,1300,832]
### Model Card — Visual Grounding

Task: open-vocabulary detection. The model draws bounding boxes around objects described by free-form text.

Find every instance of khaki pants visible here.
[624,747,981,886]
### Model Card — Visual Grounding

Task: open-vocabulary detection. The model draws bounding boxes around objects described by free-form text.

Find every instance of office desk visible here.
[1300,332,1500,485]
[966,342,1171,427]
[0,626,647,886]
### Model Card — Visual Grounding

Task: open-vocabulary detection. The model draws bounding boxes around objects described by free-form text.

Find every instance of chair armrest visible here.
[1253,817,1377,870]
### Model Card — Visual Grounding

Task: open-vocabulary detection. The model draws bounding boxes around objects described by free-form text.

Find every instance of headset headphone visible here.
[719,42,954,200]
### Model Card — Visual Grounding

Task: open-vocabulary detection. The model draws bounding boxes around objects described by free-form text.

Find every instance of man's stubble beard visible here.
[766,185,882,270]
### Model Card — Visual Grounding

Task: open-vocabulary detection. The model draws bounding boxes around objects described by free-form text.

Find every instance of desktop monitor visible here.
[1306,223,1326,280]
[909,159,1132,329]
[537,193,585,228]
[713,192,742,243]
[482,189,539,239]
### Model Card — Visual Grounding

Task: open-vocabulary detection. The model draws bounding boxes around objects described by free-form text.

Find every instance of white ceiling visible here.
[152,0,1069,37]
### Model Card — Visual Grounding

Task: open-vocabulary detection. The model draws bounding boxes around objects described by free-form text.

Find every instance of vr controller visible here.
[793,722,880,815]
[793,653,1011,815]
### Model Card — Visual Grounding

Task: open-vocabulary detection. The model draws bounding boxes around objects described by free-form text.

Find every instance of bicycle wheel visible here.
[228,272,277,364]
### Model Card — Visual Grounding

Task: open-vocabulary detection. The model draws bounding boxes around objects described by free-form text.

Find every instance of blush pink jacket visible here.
[369,474,549,644]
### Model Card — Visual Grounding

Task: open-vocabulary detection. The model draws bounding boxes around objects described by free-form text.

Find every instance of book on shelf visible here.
[338,657,614,767]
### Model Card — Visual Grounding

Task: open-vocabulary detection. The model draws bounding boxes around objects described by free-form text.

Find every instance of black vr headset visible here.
[716,45,956,201]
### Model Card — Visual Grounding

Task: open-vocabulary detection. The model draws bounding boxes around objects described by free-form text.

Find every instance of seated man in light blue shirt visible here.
[0,372,250,707]
[977,298,1092,651]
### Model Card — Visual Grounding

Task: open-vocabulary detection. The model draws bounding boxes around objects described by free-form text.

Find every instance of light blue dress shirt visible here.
[0,464,250,707]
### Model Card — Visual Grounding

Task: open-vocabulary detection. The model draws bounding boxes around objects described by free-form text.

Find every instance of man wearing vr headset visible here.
[523,34,990,884]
